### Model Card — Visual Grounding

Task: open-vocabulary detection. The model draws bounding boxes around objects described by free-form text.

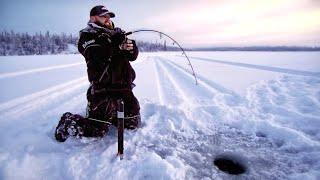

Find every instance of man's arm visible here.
[78,33,113,84]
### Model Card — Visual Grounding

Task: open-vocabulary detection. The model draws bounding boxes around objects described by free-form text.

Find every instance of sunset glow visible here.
[1,0,319,47]
[145,0,320,46]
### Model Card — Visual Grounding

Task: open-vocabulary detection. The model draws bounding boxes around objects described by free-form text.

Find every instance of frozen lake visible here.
[0,51,319,179]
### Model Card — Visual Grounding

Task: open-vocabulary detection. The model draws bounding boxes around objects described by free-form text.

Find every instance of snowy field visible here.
[0,51,320,179]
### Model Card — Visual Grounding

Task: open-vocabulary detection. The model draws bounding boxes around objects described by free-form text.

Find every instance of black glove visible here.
[111,27,126,46]
[120,39,135,53]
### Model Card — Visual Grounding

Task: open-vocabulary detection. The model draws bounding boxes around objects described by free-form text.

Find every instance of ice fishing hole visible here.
[214,156,246,175]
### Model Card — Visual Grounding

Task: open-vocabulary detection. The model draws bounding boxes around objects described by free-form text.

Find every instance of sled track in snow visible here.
[0,62,84,79]
[155,59,190,105]
[160,57,240,96]
[0,76,88,124]
[155,56,245,108]
[184,56,320,77]
[155,57,215,106]
[154,59,182,105]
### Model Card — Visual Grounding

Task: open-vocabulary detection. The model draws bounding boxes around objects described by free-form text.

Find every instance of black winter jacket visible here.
[78,22,138,94]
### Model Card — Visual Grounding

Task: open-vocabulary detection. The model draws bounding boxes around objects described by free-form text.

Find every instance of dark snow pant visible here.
[86,87,141,130]
[55,88,140,142]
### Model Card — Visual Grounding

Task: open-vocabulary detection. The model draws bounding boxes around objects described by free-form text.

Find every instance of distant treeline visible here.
[191,46,320,51]
[0,31,175,56]
[0,31,78,56]
[136,41,180,52]
[1,31,319,56]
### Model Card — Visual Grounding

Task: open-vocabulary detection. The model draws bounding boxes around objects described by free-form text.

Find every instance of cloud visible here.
[145,0,320,46]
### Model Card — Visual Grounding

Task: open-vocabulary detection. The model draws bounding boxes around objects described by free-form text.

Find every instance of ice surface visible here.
[0,51,319,179]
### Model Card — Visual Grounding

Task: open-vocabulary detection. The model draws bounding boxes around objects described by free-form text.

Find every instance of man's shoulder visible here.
[78,27,99,54]
[80,25,98,34]
[79,26,100,43]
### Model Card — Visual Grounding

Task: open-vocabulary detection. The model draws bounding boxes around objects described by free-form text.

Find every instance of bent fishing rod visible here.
[125,29,198,85]
[91,29,199,160]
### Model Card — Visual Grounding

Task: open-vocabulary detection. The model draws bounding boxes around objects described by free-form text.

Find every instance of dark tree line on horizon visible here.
[0,31,175,56]
[192,46,320,51]
[1,31,319,56]
[0,31,78,56]
[136,40,180,52]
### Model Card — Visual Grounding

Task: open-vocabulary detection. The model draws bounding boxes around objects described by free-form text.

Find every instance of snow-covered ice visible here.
[0,51,319,179]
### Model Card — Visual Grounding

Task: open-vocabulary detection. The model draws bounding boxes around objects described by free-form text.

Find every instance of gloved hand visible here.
[119,39,135,53]
[114,27,124,34]
[111,27,126,46]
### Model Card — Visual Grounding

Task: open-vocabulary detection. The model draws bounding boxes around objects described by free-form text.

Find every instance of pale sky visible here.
[1,0,319,47]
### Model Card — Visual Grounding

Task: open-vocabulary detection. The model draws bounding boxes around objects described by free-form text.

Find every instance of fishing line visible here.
[125,29,198,85]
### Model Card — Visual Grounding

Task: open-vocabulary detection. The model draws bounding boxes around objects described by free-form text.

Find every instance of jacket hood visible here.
[80,22,112,34]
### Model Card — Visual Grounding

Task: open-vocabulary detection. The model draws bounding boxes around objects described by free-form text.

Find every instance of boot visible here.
[55,112,84,142]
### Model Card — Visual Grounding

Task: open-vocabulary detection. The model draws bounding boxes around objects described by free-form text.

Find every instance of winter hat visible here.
[90,5,115,18]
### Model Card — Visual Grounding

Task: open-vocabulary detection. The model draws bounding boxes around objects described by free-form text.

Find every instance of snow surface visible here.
[0,51,320,179]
